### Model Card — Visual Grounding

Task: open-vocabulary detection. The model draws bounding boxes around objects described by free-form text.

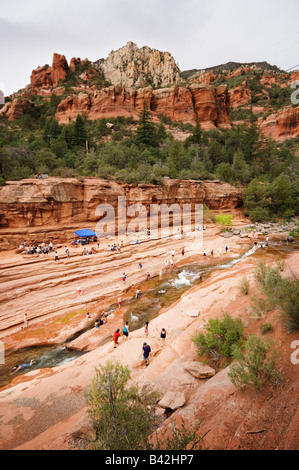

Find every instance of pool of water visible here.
[0,345,84,389]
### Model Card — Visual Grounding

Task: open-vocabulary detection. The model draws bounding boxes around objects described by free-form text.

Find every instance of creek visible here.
[0,240,298,389]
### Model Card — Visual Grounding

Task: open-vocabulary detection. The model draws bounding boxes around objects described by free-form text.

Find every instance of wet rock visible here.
[221,232,234,238]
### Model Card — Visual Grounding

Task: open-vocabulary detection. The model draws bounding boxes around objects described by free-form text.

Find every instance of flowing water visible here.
[0,240,298,389]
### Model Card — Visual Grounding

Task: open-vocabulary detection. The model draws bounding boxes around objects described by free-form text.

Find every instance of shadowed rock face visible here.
[0,178,242,249]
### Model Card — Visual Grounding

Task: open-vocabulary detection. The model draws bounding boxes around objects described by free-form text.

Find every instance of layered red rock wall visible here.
[55,84,231,129]
[0,178,242,250]
[259,106,299,141]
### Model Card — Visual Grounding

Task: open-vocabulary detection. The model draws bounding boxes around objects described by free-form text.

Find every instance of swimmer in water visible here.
[10,359,35,375]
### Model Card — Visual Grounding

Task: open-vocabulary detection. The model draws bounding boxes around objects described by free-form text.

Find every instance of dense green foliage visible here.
[254,260,299,332]
[86,361,156,450]
[192,313,244,361]
[228,335,280,391]
[0,89,298,222]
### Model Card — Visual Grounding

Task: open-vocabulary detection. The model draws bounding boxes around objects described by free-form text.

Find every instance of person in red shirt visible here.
[113,329,121,348]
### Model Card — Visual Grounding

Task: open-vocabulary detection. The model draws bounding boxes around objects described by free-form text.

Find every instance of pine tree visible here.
[136,101,158,147]
[72,114,87,147]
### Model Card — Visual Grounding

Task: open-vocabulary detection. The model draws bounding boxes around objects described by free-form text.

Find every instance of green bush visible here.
[260,323,274,335]
[238,275,250,295]
[274,276,299,333]
[254,261,299,333]
[192,313,244,361]
[250,295,271,318]
[215,213,233,227]
[86,361,156,450]
[228,335,280,391]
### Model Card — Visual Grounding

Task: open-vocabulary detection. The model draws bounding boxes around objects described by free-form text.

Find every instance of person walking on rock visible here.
[113,329,121,348]
[123,321,129,339]
[142,342,151,366]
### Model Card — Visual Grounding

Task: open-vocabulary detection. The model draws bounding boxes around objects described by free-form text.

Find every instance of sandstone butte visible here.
[0,177,242,250]
[1,43,298,139]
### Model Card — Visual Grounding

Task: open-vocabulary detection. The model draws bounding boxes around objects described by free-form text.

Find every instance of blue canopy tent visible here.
[74,229,97,238]
[74,229,97,245]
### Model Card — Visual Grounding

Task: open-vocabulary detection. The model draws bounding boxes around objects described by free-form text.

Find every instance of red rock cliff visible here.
[0,178,242,249]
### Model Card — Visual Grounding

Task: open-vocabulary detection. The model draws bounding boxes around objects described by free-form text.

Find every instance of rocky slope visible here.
[0,177,242,250]
[1,42,298,139]
[0,234,298,450]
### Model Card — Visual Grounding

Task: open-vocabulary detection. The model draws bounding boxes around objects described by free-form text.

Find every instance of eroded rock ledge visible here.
[0,177,242,250]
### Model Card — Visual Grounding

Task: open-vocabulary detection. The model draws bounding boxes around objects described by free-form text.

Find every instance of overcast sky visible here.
[1,0,299,96]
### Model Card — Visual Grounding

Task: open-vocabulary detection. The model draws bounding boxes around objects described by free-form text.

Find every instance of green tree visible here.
[242,179,271,222]
[86,361,156,450]
[72,114,87,147]
[136,101,158,147]
[185,120,205,146]
[231,150,250,184]
[228,335,280,391]
[166,140,191,177]
[269,173,294,218]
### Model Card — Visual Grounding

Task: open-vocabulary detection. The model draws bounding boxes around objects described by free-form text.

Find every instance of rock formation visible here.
[30,53,69,93]
[0,177,242,250]
[95,41,181,89]
[259,106,299,141]
[1,44,298,140]
[55,82,231,128]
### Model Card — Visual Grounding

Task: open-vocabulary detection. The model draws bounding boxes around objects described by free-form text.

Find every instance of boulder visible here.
[183,361,216,379]
[221,231,234,238]
[158,391,186,410]
[136,379,163,404]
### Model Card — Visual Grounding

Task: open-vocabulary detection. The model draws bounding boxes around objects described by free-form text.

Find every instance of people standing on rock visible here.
[160,328,167,341]
[211,249,214,257]
[43,246,49,257]
[165,260,168,268]
[171,249,175,257]
[181,248,185,256]
[225,245,228,253]
[113,329,121,348]
[49,242,53,252]
[76,286,83,296]
[142,342,151,366]
[118,297,122,309]
[136,288,141,298]
[144,321,149,337]
[139,263,143,269]
[122,273,127,282]
[170,258,174,266]
[65,247,70,257]
[23,313,29,328]
[54,250,59,261]
[123,321,129,339]
[146,272,150,280]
